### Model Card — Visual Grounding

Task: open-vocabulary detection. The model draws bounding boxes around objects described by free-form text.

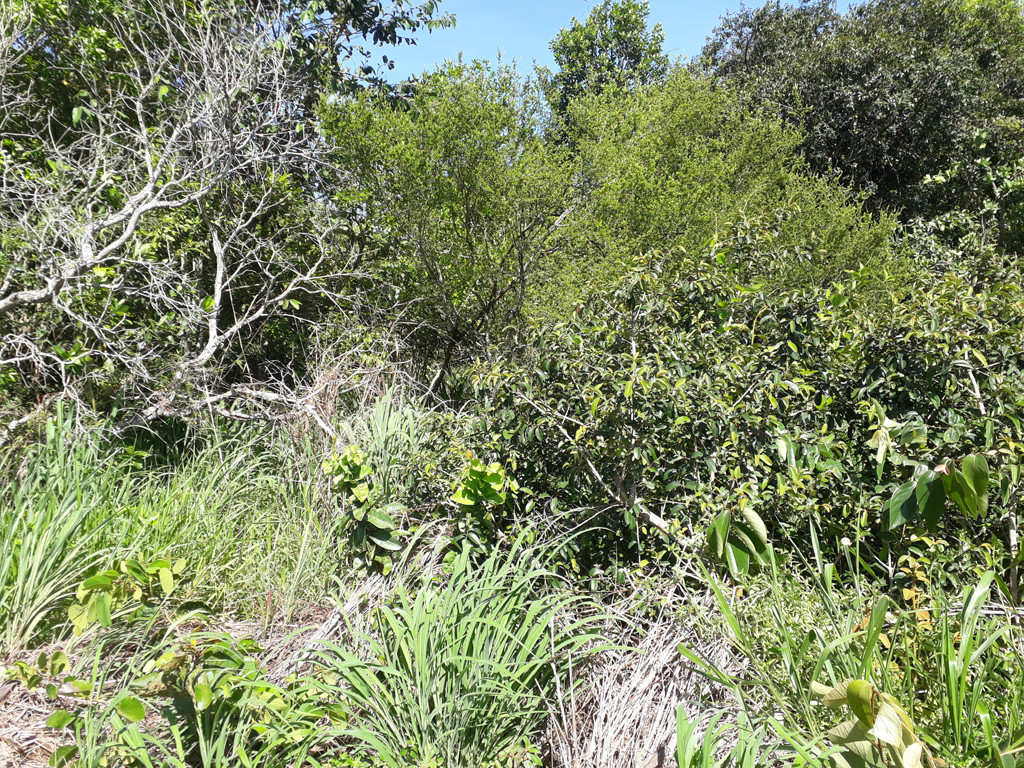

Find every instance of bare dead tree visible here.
[0,1,371,443]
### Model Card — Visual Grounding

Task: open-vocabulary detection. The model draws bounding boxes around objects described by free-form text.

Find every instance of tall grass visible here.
[0,408,126,651]
[119,431,337,621]
[312,532,608,768]
[2,413,343,653]
[678,542,1024,767]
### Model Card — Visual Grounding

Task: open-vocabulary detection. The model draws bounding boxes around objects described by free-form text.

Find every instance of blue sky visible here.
[384,1,747,80]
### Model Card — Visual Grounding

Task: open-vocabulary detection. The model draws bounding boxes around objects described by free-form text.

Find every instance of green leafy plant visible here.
[68,555,187,634]
[450,456,515,545]
[1,651,89,703]
[680,542,1023,768]
[324,445,404,574]
[812,678,939,768]
[886,454,990,532]
[62,631,327,768]
[706,502,769,577]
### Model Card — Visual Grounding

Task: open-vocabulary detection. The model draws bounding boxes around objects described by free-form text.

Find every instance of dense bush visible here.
[532,71,900,318]
[701,0,1024,219]
[473,228,1024,580]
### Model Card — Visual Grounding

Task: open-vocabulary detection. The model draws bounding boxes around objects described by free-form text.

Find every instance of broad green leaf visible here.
[945,467,978,517]
[364,508,396,529]
[49,652,69,677]
[914,470,946,530]
[158,568,174,595]
[776,436,790,462]
[961,454,989,517]
[847,680,876,727]
[194,682,214,711]
[49,745,79,768]
[68,604,88,633]
[116,696,146,722]
[451,488,475,506]
[739,507,768,551]
[708,511,730,559]
[46,710,77,728]
[829,718,876,759]
[95,592,112,627]
[82,574,113,591]
[886,481,917,529]
[810,680,833,697]
[368,531,402,551]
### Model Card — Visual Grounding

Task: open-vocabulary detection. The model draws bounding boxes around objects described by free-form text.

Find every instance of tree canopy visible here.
[701,0,1024,218]
[541,0,669,121]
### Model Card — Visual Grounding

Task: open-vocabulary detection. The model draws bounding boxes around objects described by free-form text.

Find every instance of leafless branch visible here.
[0,0,370,442]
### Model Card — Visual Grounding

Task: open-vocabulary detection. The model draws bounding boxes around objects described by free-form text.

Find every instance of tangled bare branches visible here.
[0,1,368,442]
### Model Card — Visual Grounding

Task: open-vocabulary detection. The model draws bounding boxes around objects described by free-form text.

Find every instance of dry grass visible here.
[0,679,64,768]
[546,590,743,768]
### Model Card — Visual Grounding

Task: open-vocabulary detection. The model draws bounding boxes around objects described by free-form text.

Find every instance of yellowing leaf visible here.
[823,679,852,708]
[868,702,903,747]
[810,680,833,698]
[903,742,923,768]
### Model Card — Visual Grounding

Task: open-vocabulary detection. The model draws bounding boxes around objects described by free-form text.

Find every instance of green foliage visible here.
[701,0,1024,219]
[321,61,573,379]
[450,458,508,508]
[815,678,933,768]
[908,126,1024,271]
[707,504,769,577]
[676,708,782,768]
[534,69,898,316]
[3,650,79,698]
[680,548,1024,768]
[5,3,1024,766]
[885,455,990,532]
[311,533,607,768]
[2,411,344,647]
[48,630,328,768]
[450,457,516,545]
[68,555,188,635]
[324,445,405,574]
[0,0,454,434]
[478,221,1024,577]
[0,408,113,651]
[541,0,668,119]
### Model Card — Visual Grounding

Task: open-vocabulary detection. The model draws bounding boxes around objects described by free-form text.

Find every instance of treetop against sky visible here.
[379,0,750,79]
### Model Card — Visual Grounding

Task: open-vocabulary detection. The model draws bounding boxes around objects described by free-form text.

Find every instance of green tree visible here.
[531,70,898,318]
[322,61,574,394]
[701,0,1024,219]
[541,0,668,121]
